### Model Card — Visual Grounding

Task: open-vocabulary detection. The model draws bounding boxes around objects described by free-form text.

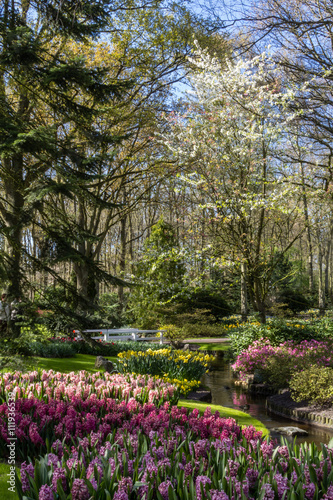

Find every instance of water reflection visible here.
[202,360,333,446]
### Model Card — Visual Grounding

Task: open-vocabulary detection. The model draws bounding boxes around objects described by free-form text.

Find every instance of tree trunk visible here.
[118,212,127,312]
[2,156,25,299]
[318,245,325,315]
[254,278,266,324]
[325,239,331,299]
[240,261,248,322]
[301,163,314,292]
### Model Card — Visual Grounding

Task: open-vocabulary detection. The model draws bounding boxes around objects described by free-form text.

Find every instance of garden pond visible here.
[202,357,333,447]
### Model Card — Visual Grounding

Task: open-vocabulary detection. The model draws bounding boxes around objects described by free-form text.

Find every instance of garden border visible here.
[266,391,333,430]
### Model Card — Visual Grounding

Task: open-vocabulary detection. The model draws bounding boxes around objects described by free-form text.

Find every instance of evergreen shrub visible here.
[273,288,312,316]
[49,338,163,357]
[290,366,333,405]
[181,322,231,338]
[177,289,232,321]
[27,341,76,358]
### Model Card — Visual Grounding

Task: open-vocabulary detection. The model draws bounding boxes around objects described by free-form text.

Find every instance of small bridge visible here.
[73,328,164,345]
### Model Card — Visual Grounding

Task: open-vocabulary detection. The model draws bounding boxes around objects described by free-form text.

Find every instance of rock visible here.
[95,356,115,373]
[271,426,308,437]
[187,390,212,403]
[170,340,184,349]
[183,343,190,351]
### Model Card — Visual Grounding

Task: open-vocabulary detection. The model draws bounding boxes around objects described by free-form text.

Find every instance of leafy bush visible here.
[228,321,266,356]
[290,366,333,405]
[51,338,164,357]
[176,289,232,321]
[181,322,233,338]
[275,288,312,314]
[264,355,309,389]
[168,307,217,326]
[160,324,187,347]
[142,290,232,329]
[27,341,76,358]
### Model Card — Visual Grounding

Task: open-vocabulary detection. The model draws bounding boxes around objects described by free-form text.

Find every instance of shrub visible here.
[228,321,265,356]
[177,289,232,321]
[181,323,234,338]
[264,355,308,389]
[171,308,217,327]
[27,341,76,358]
[290,366,333,406]
[50,338,163,356]
[273,288,312,315]
[160,324,187,347]
[231,338,333,388]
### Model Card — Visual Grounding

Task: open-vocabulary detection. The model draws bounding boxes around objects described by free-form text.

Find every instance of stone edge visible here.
[266,398,333,431]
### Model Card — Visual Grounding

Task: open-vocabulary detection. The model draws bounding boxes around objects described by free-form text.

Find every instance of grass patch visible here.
[28,354,118,373]
[0,462,19,499]
[178,400,268,437]
[196,343,231,351]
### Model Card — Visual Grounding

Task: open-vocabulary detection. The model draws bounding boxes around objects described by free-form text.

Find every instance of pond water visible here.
[201,358,333,447]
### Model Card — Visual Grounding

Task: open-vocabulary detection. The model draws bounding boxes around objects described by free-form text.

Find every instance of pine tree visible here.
[0,0,130,334]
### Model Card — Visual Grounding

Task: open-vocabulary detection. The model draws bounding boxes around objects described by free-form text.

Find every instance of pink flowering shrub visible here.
[231,338,333,387]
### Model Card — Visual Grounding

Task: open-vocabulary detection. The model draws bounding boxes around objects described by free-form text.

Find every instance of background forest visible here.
[1,0,333,341]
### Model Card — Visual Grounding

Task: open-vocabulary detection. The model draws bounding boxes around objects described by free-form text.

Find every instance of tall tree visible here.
[0,0,131,319]
[163,45,305,322]
[27,1,216,306]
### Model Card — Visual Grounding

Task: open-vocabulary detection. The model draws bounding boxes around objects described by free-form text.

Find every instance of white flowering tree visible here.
[163,44,306,322]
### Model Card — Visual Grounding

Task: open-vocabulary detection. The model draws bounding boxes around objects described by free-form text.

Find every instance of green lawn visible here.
[178,400,268,437]
[196,343,231,351]
[0,462,19,500]
[32,353,118,372]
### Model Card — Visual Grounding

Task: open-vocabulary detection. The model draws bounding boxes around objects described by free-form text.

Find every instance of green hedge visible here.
[28,339,164,358]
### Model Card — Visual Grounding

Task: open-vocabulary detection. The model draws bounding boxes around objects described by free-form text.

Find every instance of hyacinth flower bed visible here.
[13,403,333,500]
[116,348,215,381]
[231,338,333,387]
[2,369,333,499]
[0,370,192,405]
